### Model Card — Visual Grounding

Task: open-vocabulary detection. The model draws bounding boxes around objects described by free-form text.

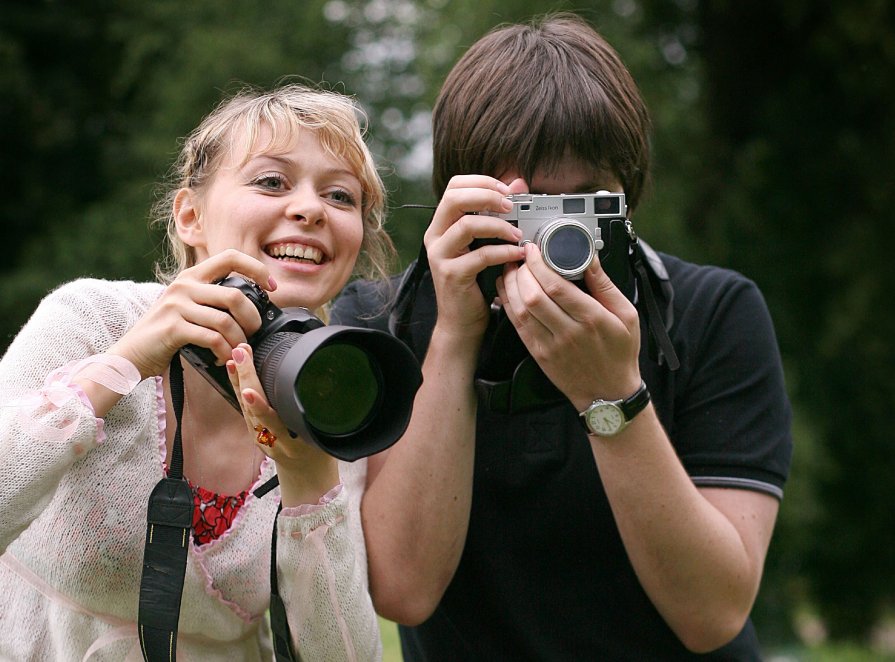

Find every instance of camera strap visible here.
[630,238,679,370]
[137,354,192,661]
[136,353,300,661]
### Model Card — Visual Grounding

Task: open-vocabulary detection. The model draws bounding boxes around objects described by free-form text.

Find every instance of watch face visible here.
[586,403,624,436]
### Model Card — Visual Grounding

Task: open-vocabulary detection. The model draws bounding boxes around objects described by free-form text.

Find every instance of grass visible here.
[380,617,402,662]
[380,618,895,661]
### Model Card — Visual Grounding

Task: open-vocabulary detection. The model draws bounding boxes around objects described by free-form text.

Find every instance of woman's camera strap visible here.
[137,354,192,661]
[137,354,300,661]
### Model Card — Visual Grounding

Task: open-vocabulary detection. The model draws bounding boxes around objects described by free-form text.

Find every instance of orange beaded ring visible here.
[253,424,277,448]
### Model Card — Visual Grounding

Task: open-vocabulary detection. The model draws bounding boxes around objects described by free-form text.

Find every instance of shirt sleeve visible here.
[0,280,141,552]
[664,269,793,499]
[275,485,382,661]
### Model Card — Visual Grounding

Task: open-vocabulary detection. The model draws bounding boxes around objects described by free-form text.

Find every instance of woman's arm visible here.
[0,280,142,552]
[275,486,383,661]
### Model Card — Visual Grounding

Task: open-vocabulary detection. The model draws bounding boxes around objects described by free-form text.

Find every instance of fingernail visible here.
[243,390,255,405]
[267,276,278,291]
[226,361,236,375]
[233,347,246,364]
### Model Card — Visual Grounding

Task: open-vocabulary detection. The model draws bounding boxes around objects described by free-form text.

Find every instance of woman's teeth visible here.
[267,244,323,264]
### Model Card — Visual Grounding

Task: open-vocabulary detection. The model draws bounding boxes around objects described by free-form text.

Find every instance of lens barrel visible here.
[180,276,422,462]
[536,219,596,279]
[252,324,420,461]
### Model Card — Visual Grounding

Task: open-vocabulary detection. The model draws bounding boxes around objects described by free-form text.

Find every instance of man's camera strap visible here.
[137,353,300,661]
[630,239,680,370]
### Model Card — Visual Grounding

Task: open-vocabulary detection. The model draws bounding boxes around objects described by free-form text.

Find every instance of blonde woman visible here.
[0,83,391,661]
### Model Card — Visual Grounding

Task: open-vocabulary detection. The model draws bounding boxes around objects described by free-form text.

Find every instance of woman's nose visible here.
[286,186,326,226]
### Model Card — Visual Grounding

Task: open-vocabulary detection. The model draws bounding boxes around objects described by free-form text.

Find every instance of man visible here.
[339,12,792,660]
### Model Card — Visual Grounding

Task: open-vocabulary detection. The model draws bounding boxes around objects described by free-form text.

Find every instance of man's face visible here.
[498,153,623,196]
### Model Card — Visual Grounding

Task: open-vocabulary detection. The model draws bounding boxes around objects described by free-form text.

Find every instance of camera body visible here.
[180,276,324,411]
[475,191,633,301]
[490,191,625,279]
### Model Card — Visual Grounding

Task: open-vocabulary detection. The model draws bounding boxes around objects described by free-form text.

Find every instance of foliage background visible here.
[2,0,893,653]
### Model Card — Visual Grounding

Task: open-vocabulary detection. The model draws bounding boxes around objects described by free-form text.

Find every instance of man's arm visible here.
[587,405,779,652]
[361,325,479,624]
[497,244,783,651]
[360,175,526,624]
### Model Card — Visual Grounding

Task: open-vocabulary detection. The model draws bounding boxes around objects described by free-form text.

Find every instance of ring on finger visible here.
[253,424,277,448]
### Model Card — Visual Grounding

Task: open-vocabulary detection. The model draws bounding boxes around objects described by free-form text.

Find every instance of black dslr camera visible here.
[180,276,422,461]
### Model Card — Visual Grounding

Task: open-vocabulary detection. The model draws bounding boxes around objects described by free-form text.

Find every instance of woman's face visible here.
[178,126,365,310]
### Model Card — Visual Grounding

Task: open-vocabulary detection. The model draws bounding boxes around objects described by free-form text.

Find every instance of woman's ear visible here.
[173,188,204,248]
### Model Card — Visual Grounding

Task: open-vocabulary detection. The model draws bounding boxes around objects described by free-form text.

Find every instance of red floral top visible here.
[189,480,248,546]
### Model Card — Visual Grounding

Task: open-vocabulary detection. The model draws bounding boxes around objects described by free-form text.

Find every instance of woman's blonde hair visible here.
[153,82,394,284]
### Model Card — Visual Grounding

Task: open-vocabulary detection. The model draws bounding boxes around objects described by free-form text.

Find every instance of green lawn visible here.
[380,618,894,661]
[380,617,401,662]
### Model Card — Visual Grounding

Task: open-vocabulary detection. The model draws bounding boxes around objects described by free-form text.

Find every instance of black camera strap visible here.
[252,476,301,661]
[136,353,300,661]
[138,354,192,661]
[630,237,679,370]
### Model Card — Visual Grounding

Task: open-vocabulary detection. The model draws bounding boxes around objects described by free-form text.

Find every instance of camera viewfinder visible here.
[563,198,586,214]
[595,197,620,214]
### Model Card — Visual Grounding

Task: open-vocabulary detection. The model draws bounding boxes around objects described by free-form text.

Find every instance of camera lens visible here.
[537,220,595,278]
[296,343,382,436]
[249,325,419,460]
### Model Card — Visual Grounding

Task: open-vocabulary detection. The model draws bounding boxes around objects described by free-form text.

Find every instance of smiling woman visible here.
[0,83,394,661]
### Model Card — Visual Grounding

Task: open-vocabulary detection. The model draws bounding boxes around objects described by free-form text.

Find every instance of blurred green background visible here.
[2,0,894,657]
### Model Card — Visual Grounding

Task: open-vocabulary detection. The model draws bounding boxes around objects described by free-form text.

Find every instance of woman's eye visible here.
[328,189,359,207]
[252,174,287,190]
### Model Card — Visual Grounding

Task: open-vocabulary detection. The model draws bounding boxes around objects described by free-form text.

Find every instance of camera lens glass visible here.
[542,223,593,274]
[296,342,382,436]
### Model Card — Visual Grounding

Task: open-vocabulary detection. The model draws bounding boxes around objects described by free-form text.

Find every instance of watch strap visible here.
[618,380,651,421]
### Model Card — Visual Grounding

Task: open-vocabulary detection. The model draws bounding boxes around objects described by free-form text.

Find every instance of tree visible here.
[695,0,895,640]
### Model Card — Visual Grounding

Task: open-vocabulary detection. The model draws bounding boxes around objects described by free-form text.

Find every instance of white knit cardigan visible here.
[0,279,381,661]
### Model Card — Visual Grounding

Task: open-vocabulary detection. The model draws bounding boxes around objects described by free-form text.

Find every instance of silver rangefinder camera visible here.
[491,191,627,280]
[473,190,634,302]
[486,190,626,280]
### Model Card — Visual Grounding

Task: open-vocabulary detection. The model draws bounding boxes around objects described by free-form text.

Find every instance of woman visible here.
[0,83,390,660]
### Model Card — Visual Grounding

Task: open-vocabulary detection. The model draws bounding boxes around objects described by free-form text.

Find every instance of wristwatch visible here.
[578,381,651,437]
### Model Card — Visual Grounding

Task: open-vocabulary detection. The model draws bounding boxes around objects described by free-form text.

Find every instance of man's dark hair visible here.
[432,12,651,212]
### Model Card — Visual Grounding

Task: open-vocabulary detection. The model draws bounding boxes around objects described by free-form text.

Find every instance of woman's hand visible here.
[227,343,338,507]
[424,175,526,343]
[107,249,275,380]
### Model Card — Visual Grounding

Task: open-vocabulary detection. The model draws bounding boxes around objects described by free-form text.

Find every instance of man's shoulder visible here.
[658,251,763,307]
[331,265,414,327]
